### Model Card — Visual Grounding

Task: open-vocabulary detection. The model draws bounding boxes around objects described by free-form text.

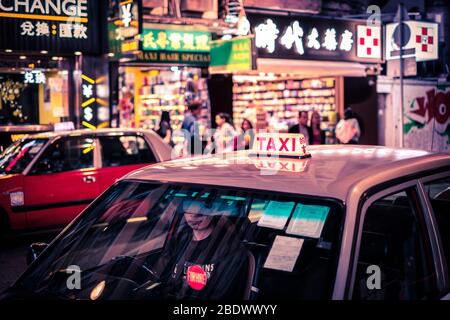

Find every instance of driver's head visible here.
[182,200,214,232]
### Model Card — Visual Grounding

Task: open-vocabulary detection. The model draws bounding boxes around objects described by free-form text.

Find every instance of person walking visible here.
[181,101,203,155]
[335,107,361,144]
[156,111,174,147]
[310,111,326,145]
[288,111,313,145]
[236,118,255,150]
[207,113,236,154]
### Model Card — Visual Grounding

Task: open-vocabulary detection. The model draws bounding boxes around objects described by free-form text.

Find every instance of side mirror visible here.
[27,242,48,265]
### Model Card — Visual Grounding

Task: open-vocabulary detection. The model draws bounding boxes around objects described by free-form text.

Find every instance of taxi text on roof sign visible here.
[251,133,311,159]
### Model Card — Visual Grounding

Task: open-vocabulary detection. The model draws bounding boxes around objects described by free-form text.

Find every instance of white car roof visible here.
[123,145,450,201]
[27,128,151,138]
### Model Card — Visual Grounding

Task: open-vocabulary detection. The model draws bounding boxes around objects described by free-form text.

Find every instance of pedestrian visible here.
[335,107,361,144]
[181,100,203,155]
[156,111,174,147]
[310,111,326,145]
[288,111,313,145]
[207,113,236,154]
[236,118,255,150]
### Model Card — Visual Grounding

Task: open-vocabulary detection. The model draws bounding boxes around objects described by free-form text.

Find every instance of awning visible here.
[253,58,374,78]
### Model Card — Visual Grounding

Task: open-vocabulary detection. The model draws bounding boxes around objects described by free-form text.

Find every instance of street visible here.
[0,0,450,308]
[0,232,56,294]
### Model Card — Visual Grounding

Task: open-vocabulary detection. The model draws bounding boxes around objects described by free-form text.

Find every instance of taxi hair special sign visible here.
[0,0,102,54]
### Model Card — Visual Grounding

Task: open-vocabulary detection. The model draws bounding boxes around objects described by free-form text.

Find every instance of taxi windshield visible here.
[13,181,344,300]
[0,138,48,174]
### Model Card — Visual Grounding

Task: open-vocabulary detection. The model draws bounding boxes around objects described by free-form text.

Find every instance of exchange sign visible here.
[0,0,101,54]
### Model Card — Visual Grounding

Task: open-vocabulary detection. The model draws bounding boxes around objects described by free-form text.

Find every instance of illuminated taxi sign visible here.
[252,158,309,173]
[251,133,311,159]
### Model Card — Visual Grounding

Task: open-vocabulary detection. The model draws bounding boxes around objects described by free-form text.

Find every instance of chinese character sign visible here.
[0,0,100,54]
[24,71,46,84]
[249,13,383,63]
[142,29,211,52]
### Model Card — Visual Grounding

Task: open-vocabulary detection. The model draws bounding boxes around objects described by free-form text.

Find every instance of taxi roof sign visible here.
[250,133,311,159]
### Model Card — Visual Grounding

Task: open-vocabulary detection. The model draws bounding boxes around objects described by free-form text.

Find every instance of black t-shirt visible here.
[157,218,250,299]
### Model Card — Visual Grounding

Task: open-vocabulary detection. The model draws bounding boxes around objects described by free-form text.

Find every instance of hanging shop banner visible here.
[134,24,211,66]
[142,28,211,53]
[108,0,141,57]
[247,13,383,63]
[209,36,257,73]
[403,83,450,152]
[386,21,438,62]
[0,0,101,54]
[80,56,110,129]
[134,50,210,66]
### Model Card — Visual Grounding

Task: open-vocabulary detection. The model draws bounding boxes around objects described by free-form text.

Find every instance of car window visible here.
[99,135,156,167]
[352,189,439,300]
[424,176,450,278]
[15,182,344,300]
[32,137,95,174]
[0,138,48,174]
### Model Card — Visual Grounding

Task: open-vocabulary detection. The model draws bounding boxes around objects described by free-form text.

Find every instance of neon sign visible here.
[249,13,383,63]
[24,70,46,84]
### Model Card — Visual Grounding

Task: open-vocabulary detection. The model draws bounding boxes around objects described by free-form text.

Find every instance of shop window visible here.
[33,137,95,174]
[424,176,450,277]
[99,135,156,167]
[352,189,438,300]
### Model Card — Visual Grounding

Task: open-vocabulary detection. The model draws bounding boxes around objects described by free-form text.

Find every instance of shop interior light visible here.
[5,49,12,53]
[52,56,59,61]
[40,50,48,54]
[19,56,27,60]
[108,53,115,57]
[75,51,82,56]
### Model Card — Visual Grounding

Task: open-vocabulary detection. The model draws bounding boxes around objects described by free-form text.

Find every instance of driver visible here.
[155,199,251,300]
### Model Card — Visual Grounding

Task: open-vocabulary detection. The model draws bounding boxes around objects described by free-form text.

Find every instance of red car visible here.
[0,128,172,233]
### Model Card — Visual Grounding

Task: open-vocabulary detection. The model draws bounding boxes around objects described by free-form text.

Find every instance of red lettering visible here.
[302,145,306,154]
[279,137,289,151]
[434,92,450,125]
[279,162,289,171]
[292,137,296,151]
[267,138,276,151]
[257,136,266,151]
[299,136,306,145]
[428,89,437,123]
[412,95,427,119]
[411,89,450,125]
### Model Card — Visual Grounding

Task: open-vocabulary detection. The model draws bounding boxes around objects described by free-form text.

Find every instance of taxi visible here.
[3,133,450,300]
[0,128,172,233]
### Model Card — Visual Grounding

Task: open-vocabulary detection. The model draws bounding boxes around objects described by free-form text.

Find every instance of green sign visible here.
[210,36,256,73]
[142,28,211,52]
[135,51,210,67]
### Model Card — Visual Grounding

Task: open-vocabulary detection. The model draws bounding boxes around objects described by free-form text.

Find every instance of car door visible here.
[349,181,444,300]
[419,172,450,299]
[97,134,157,192]
[24,136,100,229]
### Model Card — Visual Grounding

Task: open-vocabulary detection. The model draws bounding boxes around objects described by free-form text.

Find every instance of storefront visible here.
[108,0,221,154]
[209,12,383,145]
[0,0,108,135]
